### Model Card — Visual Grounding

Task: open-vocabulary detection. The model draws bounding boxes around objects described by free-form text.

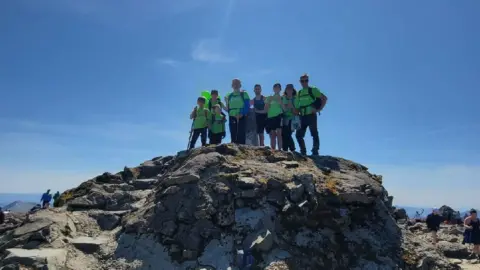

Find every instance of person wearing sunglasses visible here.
[294,74,328,155]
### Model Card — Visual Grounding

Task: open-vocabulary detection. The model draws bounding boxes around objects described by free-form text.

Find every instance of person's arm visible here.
[264,97,270,112]
[190,107,197,119]
[220,101,228,112]
[464,217,472,229]
[312,88,328,111]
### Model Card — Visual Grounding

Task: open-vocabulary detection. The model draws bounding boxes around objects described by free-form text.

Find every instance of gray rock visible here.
[235,177,257,189]
[164,173,200,187]
[89,211,121,230]
[281,161,299,168]
[286,182,304,203]
[132,178,159,190]
[437,241,470,259]
[70,236,109,254]
[198,236,234,269]
[3,248,67,268]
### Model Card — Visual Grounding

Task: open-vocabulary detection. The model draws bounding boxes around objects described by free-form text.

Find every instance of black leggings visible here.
[189,128,207,150]
[282,120,295,151]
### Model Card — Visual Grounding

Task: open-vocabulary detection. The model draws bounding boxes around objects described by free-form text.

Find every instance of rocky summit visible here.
[0,144,469,269]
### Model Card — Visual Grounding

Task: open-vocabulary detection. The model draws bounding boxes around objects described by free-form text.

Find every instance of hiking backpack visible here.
[227,91,248,114]
[307,87,324,110]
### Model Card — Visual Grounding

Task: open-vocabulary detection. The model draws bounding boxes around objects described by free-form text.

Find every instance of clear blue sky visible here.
[1,0,479,208]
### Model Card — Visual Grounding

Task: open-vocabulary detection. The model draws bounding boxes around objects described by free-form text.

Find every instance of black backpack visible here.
[308,87,323,110]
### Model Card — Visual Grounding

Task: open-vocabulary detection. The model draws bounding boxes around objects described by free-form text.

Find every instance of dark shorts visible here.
[266,115,282,133]
[255,113,267,134]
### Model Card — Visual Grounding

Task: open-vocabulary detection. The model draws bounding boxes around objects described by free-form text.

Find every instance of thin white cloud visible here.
[368,163,480,210]
[191,38,236,63]
[156,58,181,68]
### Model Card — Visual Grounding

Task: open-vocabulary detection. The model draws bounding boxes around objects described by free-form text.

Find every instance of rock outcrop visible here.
[0,144,468,269]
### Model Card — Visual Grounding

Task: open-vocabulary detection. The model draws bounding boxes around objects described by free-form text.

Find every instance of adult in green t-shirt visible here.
[281,84,297,152]
[265,83,285,150]
[189,96,211,150]
[294,74,328,155]
[224,78,250,144]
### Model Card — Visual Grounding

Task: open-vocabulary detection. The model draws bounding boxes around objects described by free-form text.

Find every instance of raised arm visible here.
[464,216,472,229]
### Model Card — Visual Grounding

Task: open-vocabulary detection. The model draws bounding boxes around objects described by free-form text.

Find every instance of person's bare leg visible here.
[259,134,264,146]
[270,132,276,150]
[432,231,438,245]
[276,128,282,150]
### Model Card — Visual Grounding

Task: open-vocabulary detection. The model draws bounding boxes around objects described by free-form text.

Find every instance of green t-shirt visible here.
[210,113,226,134]
[294,86,323,115]
[209,98,224,112]
[282,96,295,120]
[226,91,250,117]
[267,95,283,118]
[193,107,210,129]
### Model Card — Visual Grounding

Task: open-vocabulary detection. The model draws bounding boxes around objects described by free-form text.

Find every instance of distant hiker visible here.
[189,97,210,150]
[53,191,60,207]
[209,104,227,145]
[265,83,285,150]
[426,208,444,245]
[463,209,480,257]
[294,73,328,155]
[281,84,297,152]
[0,207,4,224]
[252,84,267,146]
[40,189,52,209]
[225,78,250,144]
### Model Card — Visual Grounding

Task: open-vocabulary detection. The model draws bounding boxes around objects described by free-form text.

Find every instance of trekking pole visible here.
[187,121,194,150]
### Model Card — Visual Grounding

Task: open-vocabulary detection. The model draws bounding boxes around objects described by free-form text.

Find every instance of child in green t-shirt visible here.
[189,96,210,150]
[209,104,226,145]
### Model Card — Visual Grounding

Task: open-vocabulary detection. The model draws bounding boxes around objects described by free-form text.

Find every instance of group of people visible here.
[40,189,60,209]
[426,208,480,257]
[188,74,328,155]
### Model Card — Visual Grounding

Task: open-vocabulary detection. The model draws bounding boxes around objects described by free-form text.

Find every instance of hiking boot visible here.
[311,150,319,156]
[300,151,307,156]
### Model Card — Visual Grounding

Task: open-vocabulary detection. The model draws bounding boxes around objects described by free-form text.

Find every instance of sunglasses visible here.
[300,79,309,83]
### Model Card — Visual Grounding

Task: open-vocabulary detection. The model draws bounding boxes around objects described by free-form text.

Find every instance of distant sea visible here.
[0,193,41,207]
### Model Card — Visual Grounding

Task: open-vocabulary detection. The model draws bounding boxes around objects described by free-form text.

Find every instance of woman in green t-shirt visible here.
[265,83,286,150]
[281,84,297,152]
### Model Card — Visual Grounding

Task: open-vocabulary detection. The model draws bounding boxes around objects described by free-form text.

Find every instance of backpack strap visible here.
[208,99,212,111]
[308,87,315,101]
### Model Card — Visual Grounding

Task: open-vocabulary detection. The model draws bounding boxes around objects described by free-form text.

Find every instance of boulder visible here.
[70,236,109,254]
[2,248,67,268]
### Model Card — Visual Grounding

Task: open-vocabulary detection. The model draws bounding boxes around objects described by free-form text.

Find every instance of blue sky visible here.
[1,0,479,208]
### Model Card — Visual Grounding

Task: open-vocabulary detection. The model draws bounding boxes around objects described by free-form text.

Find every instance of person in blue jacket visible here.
[40,189,53,209]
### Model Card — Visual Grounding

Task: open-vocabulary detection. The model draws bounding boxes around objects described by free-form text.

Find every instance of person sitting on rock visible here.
[463,209,480,257]
[426,208,444,245]
[0,207,5,224]
[189,97,210,150]
[40,189,52,209]
[209,104,227,145]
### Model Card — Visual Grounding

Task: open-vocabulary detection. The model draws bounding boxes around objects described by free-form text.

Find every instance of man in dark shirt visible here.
[426,208,444,245]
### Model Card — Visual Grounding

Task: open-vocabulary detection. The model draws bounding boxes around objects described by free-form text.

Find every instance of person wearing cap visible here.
[464,209,480,257]
[281,84,297,152]
[294,73,328,155]
[426,208,444,245]
[265,83,285,150]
